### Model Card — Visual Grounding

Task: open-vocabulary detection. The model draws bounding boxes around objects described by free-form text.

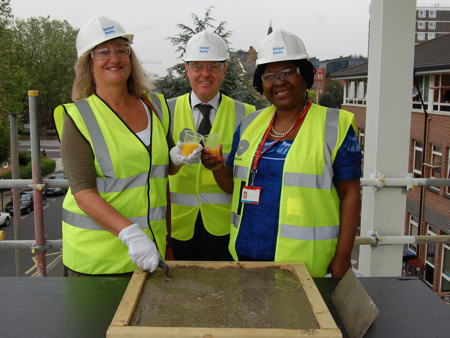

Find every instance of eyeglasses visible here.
[91,46,131,60]
[261,68,300,83]
[188,62,225,73]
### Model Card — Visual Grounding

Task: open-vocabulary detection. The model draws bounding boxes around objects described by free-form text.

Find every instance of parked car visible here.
[46,172,67,196]
[4,191,45,215]
[0,211,11,226]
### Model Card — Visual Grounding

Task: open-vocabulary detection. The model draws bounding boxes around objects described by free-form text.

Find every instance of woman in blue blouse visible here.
[202,30,361,277]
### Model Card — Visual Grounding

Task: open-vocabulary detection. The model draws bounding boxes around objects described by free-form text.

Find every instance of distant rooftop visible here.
[331,33,450,78]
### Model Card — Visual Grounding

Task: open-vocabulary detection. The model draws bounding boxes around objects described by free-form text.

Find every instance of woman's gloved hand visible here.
[118,223,159,272]
[169,141,203,166]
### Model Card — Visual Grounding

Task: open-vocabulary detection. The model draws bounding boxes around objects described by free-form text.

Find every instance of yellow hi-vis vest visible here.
[167,93,255,240]
[230,103,356,277]
[53,93,169,274]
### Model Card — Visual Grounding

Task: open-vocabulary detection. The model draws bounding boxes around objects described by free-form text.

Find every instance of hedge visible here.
[0,156,56,179]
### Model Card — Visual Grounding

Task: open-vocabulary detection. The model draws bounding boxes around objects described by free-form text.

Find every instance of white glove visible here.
[118,223,159,272]
[170,141,203,165]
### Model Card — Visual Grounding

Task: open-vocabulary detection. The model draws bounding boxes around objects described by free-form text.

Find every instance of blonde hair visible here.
[71,43,152,101]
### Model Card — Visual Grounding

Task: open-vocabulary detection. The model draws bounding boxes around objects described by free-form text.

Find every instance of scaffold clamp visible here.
[28,183,46,191]
[406,173,414,191]
[368,230,382,247]
[369,172,385,190]
[31,242,51,254]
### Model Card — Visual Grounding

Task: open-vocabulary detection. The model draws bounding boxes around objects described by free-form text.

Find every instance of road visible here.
[0,195,64,276]
[1,138,64,276]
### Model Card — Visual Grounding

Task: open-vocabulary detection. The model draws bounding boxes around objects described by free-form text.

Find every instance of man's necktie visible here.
[196,104,213,136]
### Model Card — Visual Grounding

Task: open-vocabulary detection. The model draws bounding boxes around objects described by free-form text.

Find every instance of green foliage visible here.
[11,17,78,129]
[0,155,55,179]
[319,81,344,108]
[155,7,264,108]
[18,150,31,166]
[307,89,317,103]
[0,4,78,133]
[0,122,9,162]
[154,73,191,100]
[0,0,20,124]
[167,6,230,60]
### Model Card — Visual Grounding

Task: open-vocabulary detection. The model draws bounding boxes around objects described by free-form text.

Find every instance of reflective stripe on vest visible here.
[282,108,338,190]
[231,212,240,228]
[95,165,168,193]
[233,165,249,181]
[74,101,167,194]
[279,224,340,241]
[235,107,339,191]
[171,192,232,207]
[74,100,115,177]
[149,92,163,122]
[167,97,176,136]
[62,208,166,231]
[234,101,247,129]
[239,109,264,137]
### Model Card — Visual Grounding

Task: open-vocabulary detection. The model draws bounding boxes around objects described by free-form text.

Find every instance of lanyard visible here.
[249,99,312,185]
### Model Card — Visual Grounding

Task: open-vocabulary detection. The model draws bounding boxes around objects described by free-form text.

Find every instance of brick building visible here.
[416,5,450,44]
[332,33,450,298]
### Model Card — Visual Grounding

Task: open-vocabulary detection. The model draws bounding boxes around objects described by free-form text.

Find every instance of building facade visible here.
[416,5,450,44]
[332,34,450,299]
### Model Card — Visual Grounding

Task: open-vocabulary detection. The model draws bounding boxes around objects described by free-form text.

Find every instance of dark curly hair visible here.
[253,59,316,94]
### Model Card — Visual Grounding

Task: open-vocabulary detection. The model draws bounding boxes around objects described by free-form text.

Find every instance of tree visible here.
[154,7,266,108]
[319,80,344,108]
[0,0,14,160]
[0,0,22,124]
[10,17,78,133]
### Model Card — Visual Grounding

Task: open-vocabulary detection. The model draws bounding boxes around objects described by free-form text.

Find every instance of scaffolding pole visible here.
[359,0,417,277]
[28,90,47,277]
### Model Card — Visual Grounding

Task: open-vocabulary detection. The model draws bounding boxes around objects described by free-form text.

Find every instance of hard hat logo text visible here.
[103,26,116,35]
[199,46,210,54]
[272,46,285,55]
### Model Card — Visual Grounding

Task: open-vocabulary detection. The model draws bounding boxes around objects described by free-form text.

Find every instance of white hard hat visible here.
[256,30,308,66]
[183,30,229,62]
[76,16,134,58]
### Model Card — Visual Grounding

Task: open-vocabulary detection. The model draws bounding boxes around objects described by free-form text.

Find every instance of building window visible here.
[417,32,425,41]
[428,21,436,30]
[418,10,426,18]
[440,74,450,103]
[356,81,365,100]
[428,32,436,40]
[347,81,356,99]
[429,144,442,192]
[413,140,423,178]
[417,21,426,30]
[424,225,438,287]
[413,75,429,102]
[408,215,419,253]
[441,245,450,292]
[429,10,436,19]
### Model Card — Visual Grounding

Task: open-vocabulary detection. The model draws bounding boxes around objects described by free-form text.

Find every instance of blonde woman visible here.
[54,17,182,276]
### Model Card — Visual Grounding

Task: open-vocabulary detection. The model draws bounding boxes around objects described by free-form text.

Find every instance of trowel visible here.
[331,269,379,338]
[158,254,171,279]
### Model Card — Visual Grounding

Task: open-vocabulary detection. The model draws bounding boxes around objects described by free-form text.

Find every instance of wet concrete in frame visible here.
[130,266,319,329]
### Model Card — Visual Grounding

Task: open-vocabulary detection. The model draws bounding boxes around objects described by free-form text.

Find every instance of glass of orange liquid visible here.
[203,133,221,158]
[181,130,202,157]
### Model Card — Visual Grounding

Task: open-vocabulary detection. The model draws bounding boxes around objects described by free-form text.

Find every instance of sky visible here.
[8,0,450,77]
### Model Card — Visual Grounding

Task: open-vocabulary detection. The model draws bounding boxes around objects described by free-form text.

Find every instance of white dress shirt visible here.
[190,91,221,130]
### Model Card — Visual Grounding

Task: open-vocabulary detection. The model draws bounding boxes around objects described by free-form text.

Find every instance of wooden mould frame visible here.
[106,261,341,338]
